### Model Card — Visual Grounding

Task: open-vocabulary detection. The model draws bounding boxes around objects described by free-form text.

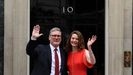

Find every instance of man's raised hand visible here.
[31,25,43,40]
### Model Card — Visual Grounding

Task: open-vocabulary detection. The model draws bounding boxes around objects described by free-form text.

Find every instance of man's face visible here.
[49,31,62,47]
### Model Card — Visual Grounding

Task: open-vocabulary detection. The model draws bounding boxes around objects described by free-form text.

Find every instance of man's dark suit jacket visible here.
[26,40,68,75]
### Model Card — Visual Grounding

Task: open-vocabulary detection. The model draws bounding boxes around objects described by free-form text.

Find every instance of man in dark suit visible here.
[26,25,68,75]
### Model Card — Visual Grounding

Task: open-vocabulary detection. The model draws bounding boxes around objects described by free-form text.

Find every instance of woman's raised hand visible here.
[87,35,97,47]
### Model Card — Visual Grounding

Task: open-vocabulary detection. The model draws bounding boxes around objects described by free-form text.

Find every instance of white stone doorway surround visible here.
[4,0,132,75]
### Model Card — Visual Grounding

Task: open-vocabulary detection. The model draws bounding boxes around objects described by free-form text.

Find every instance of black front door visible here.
[30,0,105,75]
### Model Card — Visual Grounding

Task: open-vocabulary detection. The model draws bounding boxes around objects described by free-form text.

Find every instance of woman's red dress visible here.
[67,49,93,75]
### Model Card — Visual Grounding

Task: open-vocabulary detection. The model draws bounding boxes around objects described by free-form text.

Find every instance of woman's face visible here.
[70,34,79,47]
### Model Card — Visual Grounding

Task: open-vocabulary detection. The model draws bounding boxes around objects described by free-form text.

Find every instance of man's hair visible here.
[49,27,61,35]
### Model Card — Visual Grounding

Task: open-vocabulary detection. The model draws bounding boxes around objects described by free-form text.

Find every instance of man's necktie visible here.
[54,48,59,75]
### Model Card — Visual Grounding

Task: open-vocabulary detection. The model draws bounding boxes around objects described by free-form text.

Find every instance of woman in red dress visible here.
[66,31,96,75]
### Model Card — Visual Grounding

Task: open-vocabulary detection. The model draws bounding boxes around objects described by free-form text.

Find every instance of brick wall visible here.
[0,0,4,75]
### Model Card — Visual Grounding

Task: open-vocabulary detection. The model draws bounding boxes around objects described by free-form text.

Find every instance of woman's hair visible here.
[66,31,85,52]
